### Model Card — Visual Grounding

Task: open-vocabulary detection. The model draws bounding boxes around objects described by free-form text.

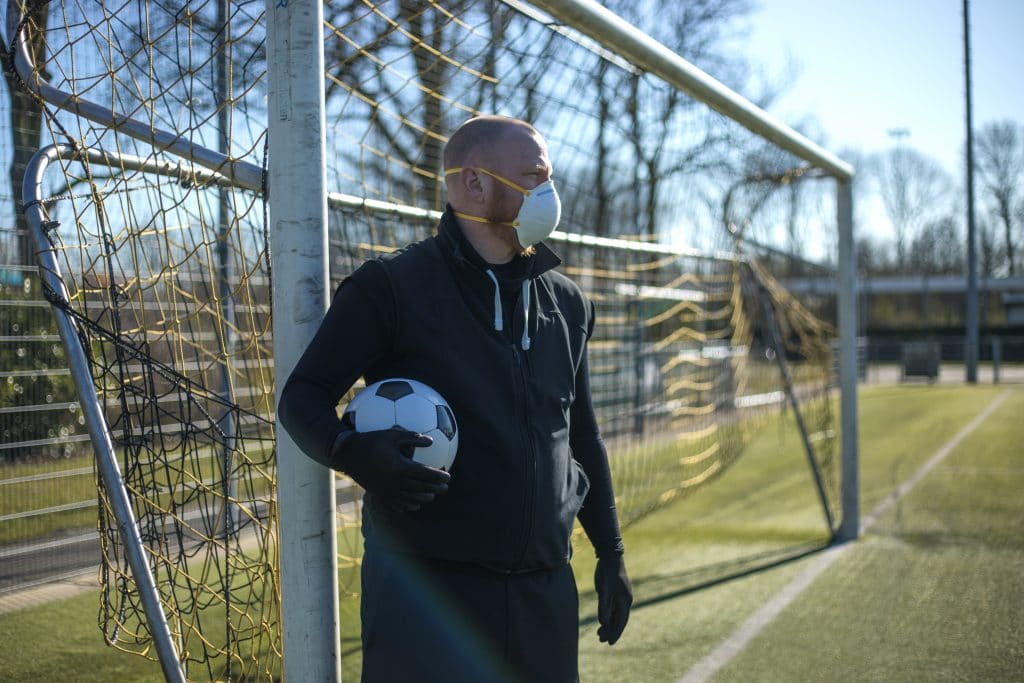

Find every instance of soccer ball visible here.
[341,378,459,471]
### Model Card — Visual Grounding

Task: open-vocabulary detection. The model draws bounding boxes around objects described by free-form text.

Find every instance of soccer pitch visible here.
[576,383,1023,682]
[1,383,1021,681]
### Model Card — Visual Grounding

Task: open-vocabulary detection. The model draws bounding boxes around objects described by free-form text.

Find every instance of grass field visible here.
[1,383,1021,681]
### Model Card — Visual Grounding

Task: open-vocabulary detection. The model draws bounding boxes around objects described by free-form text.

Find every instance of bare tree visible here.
[875,146,952,268]
[600,0,751,239]
[592,60,614,235]
[856,234,892,275]
[718,121,827,265]
[908,215,963,275]
[975,120,1023,276]
[976,217,1004,279]
[323,1,456,209]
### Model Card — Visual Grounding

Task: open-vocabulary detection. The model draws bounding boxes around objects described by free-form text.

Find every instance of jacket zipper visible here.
[511,338,537,569]
[463,248,539,569]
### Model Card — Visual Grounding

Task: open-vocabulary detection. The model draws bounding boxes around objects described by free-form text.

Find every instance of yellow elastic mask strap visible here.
[445,167,524,227]
[450,210,513,227]
[445,167,532,196]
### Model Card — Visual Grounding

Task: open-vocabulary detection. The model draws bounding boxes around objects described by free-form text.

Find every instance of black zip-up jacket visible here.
[279,207,623,571]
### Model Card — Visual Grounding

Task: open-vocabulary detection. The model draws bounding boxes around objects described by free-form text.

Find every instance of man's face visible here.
[482,127,553,225]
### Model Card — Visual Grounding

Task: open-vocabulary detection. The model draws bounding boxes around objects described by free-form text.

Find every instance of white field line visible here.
[678,388,1013,683]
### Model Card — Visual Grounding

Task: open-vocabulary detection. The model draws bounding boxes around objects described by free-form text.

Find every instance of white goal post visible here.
[265,1,341,681]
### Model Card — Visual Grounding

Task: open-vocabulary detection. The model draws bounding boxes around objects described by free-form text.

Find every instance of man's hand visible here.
[595,555,633,645]
[332,428,451,512]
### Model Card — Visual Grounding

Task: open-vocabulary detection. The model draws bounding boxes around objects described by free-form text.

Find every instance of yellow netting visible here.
[12,1,279,679]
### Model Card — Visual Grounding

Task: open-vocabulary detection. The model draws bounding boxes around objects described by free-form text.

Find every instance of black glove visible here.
[331,428,450,512]
[595,555,633,645]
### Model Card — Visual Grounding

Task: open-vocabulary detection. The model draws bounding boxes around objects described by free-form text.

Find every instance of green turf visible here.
[0,591,164,682]
[575,386,840,681]
[574,384,1020,682]
[1,384,1020,681]
[715,386,1024,682]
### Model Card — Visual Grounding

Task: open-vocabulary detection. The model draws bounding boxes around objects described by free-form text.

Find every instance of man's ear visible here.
[461,167,486,203]
[446,168,475,207]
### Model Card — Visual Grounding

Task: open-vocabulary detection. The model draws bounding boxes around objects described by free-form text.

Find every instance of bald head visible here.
[443,115,539,172]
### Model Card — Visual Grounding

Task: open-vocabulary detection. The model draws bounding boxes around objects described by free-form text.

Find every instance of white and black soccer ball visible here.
[341,378,459,471]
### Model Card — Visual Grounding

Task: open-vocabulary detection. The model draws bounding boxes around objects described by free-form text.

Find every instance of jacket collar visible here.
[437,204,561,279]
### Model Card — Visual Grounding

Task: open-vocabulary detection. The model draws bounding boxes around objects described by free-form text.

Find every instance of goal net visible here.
[10,0,846,678]
[11,2,277,680]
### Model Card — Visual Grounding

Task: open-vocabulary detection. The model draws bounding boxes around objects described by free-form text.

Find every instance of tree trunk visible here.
[594,61,610,236]
[997,196,1016,276]
[400,1,448,209]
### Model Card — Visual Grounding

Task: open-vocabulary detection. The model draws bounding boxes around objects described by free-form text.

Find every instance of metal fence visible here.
[0,262,96,590]
[863,335,1024,385]
[1,72,94,589]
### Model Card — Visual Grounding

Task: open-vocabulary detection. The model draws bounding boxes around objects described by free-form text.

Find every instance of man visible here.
[278,115,632,682]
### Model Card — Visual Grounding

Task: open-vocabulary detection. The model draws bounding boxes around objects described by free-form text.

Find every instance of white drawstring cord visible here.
[521,280,532,350]
[485,269,503,331]
[486,269,531,349]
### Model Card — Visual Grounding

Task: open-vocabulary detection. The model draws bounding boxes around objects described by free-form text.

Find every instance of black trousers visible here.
[360,549,580,683]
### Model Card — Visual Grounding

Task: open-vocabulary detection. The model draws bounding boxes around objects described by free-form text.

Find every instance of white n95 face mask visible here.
[446,167,562,248]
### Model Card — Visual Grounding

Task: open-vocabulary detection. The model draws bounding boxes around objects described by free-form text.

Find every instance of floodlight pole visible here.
[266,1,341,681]
[963,0,979,383]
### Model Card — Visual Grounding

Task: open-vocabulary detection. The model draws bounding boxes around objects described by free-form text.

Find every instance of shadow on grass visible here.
[579,540,833,627]
[341,635,362,658]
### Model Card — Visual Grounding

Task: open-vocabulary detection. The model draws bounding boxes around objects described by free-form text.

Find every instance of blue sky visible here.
[738,0,1024,178]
